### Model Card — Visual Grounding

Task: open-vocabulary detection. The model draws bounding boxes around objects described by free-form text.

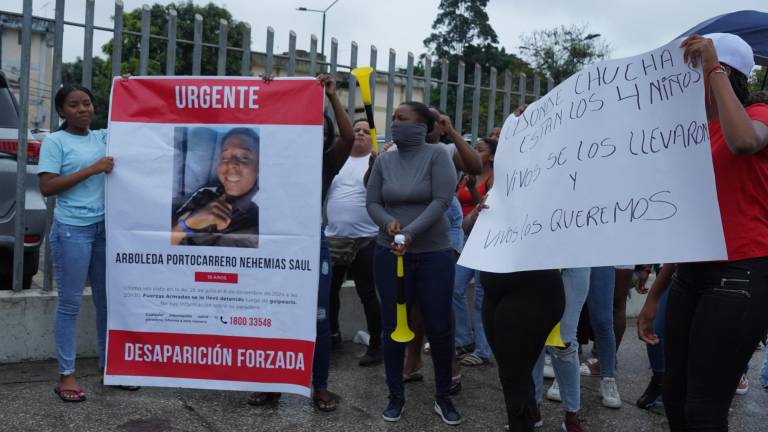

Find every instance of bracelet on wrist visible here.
[706,63,726,82]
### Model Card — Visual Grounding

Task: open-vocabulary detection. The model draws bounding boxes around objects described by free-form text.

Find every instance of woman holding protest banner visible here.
[638,33,768,431]
[38,84,123,402]
[366,101,461,425]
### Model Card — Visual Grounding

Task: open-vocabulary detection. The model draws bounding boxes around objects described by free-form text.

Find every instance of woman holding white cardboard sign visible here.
[638,33,768,431]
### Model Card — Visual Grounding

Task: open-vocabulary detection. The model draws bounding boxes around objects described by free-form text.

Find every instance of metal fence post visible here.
[166,8,177,75]
[192,14,203,75]
[547,77,554,93]
[455,61,465,133]
[518,73,527,107]
[487,66,497,134]
[82,0,94,86]
[165,9,178,76]
[287,31,297,77]
[309,35,317,76]
[385,49,395,141]
[502,69,511,121]
[405,52,413,101]
[423,57,431,105]
[139,4,150,75]
[533,75,541,100]
[44,0,66,292]
[111,0,123,78]
[12,0,33,291]
[329,38,338,77]
[217,19,228,76]
[265,27,274,76]
[470,63,481,143]
[369,45,377,109]
[347,41,357,119]
[240,23,251,76]
[439,59,448,112]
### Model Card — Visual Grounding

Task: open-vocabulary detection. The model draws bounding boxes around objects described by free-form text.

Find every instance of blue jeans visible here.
[647,288,669,373]
[374,247,454,399]
[453,264,491,358]
[312,234,332,390]
[533,266,615,412]
[50,220,107,375]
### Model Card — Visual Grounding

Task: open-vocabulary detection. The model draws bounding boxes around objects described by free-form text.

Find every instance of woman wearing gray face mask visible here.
[366,101,461,425]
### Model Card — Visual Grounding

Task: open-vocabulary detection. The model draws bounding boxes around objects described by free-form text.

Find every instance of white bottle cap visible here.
[394,234,406,245]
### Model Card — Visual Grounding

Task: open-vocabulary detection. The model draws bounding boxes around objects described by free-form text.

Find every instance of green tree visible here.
[422,0,532,133]
[423,0,498,59]
[751,67,767,93]
[60,2,249,128]
[102,1,248,76]
[519,24,610,84]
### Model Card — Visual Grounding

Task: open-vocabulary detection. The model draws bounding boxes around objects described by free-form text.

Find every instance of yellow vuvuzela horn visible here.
[545,322,566,347]
[350,66,379,154]
[390,235,414,343]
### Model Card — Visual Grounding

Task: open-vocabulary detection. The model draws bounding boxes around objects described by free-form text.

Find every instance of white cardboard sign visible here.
[459,41,727,272]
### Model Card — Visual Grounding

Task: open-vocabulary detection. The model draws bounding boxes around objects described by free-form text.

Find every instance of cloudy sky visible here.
[4,0,766,67]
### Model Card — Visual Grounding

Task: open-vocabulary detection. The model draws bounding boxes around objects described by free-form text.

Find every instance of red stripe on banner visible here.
[106,330,314,386]
[195,272,238,283]
[110,78,324,125]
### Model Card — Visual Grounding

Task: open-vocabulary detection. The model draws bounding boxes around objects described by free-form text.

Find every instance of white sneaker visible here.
[546,379,562,402]
[600,377,622,408]
[543,354,555,379]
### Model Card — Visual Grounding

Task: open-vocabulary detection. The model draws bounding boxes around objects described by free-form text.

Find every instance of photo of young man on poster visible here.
[171,126,260,248]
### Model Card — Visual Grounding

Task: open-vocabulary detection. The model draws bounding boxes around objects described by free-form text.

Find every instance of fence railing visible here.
[7,0,551,291]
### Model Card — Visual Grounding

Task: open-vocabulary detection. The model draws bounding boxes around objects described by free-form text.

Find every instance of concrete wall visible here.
[0,287,98,363]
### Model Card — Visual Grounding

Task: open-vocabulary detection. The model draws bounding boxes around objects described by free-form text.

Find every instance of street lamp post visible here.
[296,0,340,58]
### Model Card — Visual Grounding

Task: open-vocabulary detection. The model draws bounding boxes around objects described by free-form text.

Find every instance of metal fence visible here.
[8,0,551,291]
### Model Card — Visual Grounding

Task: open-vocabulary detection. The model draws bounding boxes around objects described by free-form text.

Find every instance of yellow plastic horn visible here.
[390,235,414,343]
[545,322,566,347]
[351,66,379,154]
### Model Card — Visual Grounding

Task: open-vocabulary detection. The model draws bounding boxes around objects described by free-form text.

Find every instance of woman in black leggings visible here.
[465,197,564,431]
[481,270,564,431]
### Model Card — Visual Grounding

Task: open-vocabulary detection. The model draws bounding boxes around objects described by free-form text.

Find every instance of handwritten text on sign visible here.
[459,41,727,273]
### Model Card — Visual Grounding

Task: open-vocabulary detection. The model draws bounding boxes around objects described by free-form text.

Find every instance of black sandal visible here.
[247,392,282,406]
[312,391,337,412]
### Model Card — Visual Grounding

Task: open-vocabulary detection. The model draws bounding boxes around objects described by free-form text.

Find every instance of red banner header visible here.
[110,77,324,125]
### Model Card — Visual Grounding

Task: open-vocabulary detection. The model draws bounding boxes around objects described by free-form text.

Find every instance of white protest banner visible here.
[104,77,323,396]
[459,40,727,273]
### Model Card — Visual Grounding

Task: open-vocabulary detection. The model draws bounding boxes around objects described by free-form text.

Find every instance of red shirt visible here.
[709,103,768,261]
[456,176,491,216]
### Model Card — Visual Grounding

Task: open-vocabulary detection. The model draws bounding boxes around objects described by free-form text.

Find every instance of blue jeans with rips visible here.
[533,266,616,412]
[50,220,107,376]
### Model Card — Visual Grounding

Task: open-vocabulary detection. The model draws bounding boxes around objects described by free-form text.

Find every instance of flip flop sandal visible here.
[455,344,474,357]
[459,353,491,367]
[247,392,282,406]
[54,386,86,403]
[313,393,337,412]
[403,371,424,383]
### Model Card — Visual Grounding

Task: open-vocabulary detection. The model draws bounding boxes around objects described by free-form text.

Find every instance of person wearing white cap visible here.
[637,32,768,431]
